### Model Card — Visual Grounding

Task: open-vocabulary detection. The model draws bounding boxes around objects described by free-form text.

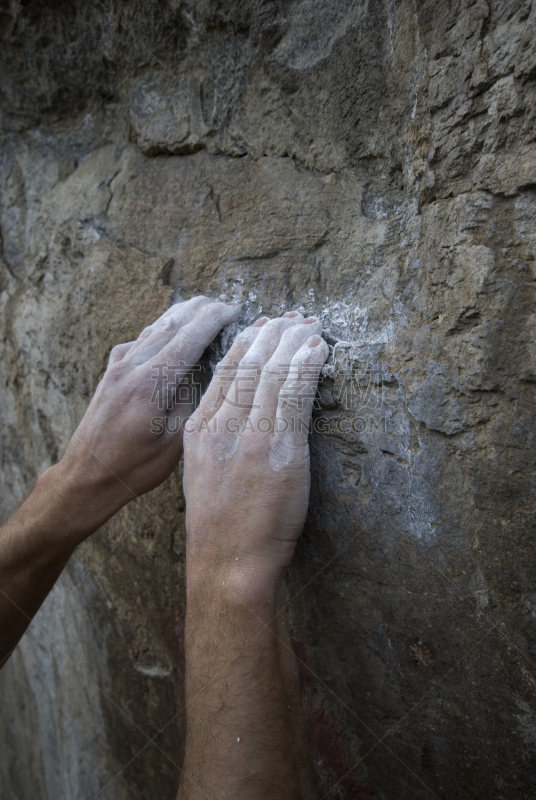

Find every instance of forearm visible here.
[0,463,106,666]
[0,296,242,669]
[180,569,317,800]
[179,314,328,798]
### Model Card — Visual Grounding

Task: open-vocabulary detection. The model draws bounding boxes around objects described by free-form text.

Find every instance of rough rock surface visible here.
[0,1,535,798]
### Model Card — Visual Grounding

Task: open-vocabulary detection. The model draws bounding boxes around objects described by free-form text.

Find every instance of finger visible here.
[124,295,213,365]
[146,301,243,394]
[267,335,329,469]
[191,316,270,421]
[167,316,270,432]
[107,341,135,366]
[147,301,243,414]
[248,317,322,424]
[212,311,305,428]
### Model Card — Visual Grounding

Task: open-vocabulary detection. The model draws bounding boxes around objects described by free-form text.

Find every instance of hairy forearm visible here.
[0,462,109,666]
[180,570,317,800]
[0,297,242,669]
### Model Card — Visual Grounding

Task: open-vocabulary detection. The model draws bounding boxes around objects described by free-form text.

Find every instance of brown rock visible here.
[0,1,535,798]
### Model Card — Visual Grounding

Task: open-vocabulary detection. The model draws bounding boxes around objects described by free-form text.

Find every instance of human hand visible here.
[183,312,329,597]
[53,296,241,537]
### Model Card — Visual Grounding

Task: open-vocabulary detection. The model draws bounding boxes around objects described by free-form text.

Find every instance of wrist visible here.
[186,560,286,616]
[0,465,94,571]
[185,516,296,605]
[33,461,119,546]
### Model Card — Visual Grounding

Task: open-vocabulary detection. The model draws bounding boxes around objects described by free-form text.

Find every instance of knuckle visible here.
[105,359,131,383]
[187,306,214,331]
[280,325,299,341]
[262,358,282,378]
[238,362,262,382]
[235,328,256,345]
[207,301,230,317]
[109,344,124,359]
[264,317,286,332]
[138,325,155,341]
[177,324,199,347]
[238,352,261,369]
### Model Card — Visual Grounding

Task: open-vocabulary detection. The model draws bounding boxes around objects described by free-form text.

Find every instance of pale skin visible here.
[0,295,328,799]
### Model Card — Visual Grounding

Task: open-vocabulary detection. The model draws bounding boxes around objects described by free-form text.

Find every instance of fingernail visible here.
[283,311,298,318]
[308,335,322,347]
[252,316,269,327]
[302,316,318,324]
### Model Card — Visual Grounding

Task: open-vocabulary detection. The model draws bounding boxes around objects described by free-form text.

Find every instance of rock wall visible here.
[0,1,535,798]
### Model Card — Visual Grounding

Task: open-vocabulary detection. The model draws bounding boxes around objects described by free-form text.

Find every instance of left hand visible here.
[54,296,241,533]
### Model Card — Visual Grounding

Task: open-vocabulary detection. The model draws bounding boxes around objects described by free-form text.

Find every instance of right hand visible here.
[183,312,329,595]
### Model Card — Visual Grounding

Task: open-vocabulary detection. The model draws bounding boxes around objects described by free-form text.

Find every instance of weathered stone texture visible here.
[0,1,535,798]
